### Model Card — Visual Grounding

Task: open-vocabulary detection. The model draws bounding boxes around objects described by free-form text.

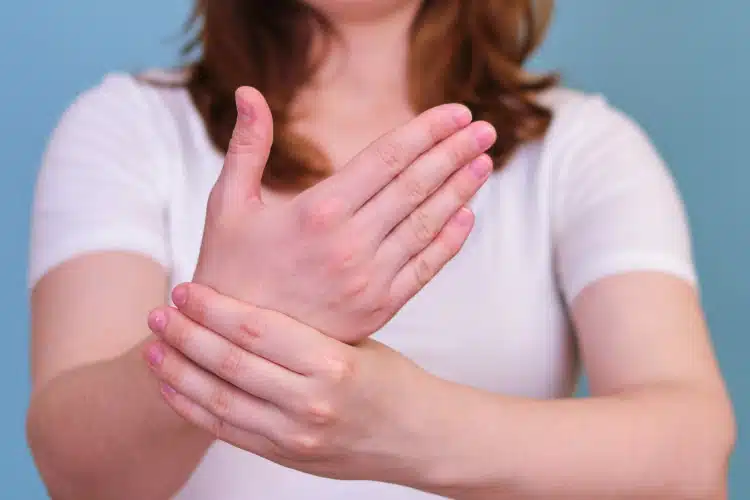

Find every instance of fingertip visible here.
[454,207,475,228]
[148,308,168,334]
[468,153,493,179]
[450,103,473,126]
[172,283,189,308]
[144,340,165,368]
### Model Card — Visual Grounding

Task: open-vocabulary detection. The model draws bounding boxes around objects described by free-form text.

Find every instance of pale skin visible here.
[27,1,735,499]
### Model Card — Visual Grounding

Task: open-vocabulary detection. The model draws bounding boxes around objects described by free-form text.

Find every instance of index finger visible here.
[311,103,473,214]
[171,283,343,376]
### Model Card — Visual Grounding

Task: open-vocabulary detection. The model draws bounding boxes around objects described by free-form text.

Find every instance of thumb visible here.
[217,86,274,202]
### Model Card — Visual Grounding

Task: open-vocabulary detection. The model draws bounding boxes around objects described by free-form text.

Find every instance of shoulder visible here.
[53,69,192,150]
[62,70,178,121]
[537,86,653,155]
[43,69,200,180]
[528,85,675,196]
[29,71,192,288]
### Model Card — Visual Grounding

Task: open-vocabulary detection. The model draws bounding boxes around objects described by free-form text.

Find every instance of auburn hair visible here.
[180,0,558,191]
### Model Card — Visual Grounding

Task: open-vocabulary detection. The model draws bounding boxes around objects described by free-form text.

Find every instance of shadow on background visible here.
[1,1,747,497]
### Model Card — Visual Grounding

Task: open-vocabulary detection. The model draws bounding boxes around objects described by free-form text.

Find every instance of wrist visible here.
[383,371,473,492]
[392,376,514,498]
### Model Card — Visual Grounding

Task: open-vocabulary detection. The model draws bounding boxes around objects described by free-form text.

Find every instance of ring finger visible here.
[145,340,292,440]
[375,153,492,274]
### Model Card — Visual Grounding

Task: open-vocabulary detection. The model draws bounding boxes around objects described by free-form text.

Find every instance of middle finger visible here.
[149,307,307,412]
[353,120,496,245]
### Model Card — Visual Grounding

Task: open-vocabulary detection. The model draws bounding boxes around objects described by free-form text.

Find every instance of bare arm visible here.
[26,253,213,500]
[412,273,735,499]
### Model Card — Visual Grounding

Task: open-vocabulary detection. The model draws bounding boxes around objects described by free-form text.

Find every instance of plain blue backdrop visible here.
[1,1,747,498]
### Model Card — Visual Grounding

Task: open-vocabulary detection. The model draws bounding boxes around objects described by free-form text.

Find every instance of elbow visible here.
[26,395,99,500]
[26,399,72,500]
[662,396,736,500]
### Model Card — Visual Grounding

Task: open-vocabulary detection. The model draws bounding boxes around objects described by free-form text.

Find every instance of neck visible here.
[308,1,421,101]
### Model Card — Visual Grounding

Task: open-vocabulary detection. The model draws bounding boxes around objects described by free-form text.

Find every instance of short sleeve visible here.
[28,74,172,288]
[549,95,698,303]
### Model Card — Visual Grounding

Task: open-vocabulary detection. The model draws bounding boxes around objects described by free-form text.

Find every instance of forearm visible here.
[409,380,734,500]
[26,340,213,500]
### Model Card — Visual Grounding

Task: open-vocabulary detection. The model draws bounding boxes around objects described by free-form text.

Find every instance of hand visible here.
[145,283,443,485]
[194,87,496,343]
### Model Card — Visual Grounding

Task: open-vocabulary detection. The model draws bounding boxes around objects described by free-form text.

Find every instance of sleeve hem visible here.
[28,228,170,290]
[562,252,699,304]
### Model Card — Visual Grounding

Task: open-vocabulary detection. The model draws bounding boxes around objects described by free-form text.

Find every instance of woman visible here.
[26,1,735,499]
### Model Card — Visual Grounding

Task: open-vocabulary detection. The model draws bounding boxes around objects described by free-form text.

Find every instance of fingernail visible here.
[469,156,492,179]
[238,107,255,122]
[455,207,474,227]
[474,123,497,149]
[146,342,165,367]
[237,97,255,122]
[172,285,188,308]
[161,383,176,397]
[148,310,167,334]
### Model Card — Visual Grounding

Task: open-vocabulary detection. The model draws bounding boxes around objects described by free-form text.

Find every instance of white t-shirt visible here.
[28,73,697,499]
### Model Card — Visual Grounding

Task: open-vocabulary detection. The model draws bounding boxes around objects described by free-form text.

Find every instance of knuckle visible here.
[325,241,360,274]
[285,432,325,458]
[401,176,429,205]
[324,355,356,385]
[303,399,336,425]
[209,416,228,440]
[208,386,233,420]
[218,347,245,380]
[408,208,437,245]
[413,257,435,288]
[238,318,263,350]
[375,140,407,173]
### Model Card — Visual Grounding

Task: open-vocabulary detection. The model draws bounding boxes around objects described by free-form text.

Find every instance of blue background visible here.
[1,1,747,497]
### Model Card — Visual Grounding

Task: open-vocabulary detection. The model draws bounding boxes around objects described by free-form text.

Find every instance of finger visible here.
[148,307,305,409]
[374,154,491,273]
[307,103,473,214]
[389,207,475,308]
[159,382,279,456]
[145,340,289,438]
[171,283,345,375]
[354,121,495,244]
[215,87,274,203]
